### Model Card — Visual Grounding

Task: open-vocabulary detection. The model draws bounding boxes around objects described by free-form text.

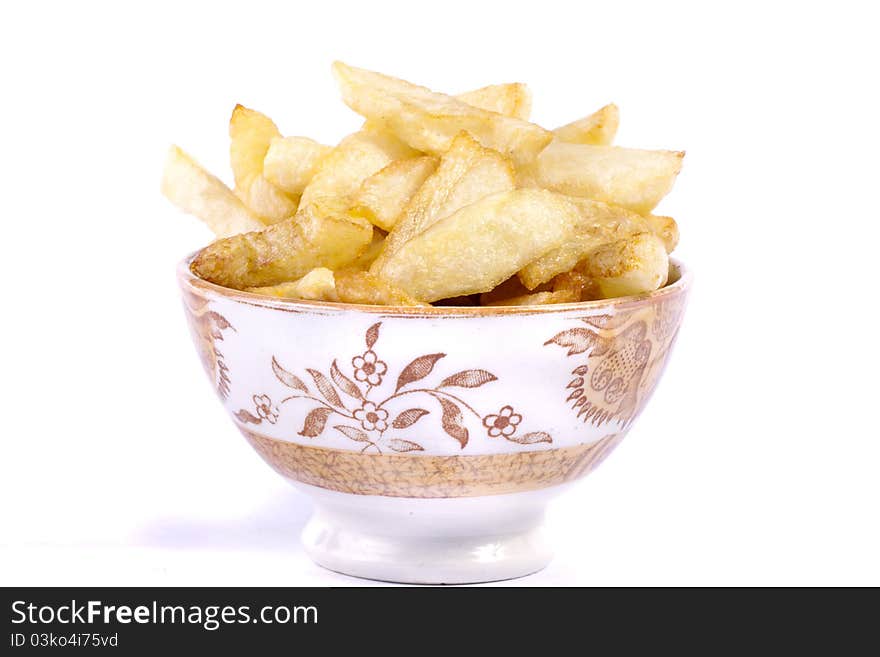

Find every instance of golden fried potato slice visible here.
[643,214,679,252]
[192,197,373,289]
[373,132,516,269]
[299,126,417,208]
[535,141,684,214]
[553,103,619,145]
[347,230,387,269]
[376,189,579,302]
[457,83,532,119]
[246,267,339,301]
[580,232,669,298]
[335,270,427,306]
[161,146,264,238]
[263,136,331,196]
[518,197,653,289]
[352,156,438,231]
[479,276,551,305]
[484,290,579,306]
[332,62,552,167]
[551,270,599,302]
[229,105,299,223]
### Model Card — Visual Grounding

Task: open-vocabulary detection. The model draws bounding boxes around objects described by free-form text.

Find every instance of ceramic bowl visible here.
[178,255,691,584]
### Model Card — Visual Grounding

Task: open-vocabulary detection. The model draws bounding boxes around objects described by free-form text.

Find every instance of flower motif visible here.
[351,350,387,386]
[482,405,522,437]
[353,401,389,432]
[253,394,279,424]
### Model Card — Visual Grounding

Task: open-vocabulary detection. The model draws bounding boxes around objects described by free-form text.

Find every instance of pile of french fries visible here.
[163,62,683,307]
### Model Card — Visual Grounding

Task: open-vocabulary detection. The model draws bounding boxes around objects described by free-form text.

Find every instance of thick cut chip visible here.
[535,140,684,213]
[373,132,516,269]
[161,146,264,237]
[643,214,679,252]
[347,230,386,269]
[479,276,551,305]
[580,232,669,298]
[518,197,654,289]
[299,127,417,208]
[551,270,599,302]
[484,290,578,306]
[457,83,532,119]
[229,105,299,223]
[376,189,579,302]
[263,136,331,196]
[246,268,338,301]
[352,156,438,231]
[332,62,552,167]
[192,197,373,289]
[553,103,619,145]
[335,270,427,306]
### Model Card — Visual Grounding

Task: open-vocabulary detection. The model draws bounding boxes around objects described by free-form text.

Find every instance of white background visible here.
[1,1,878,586]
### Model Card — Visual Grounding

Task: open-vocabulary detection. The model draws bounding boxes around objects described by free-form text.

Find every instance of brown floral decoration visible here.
[234,322,553,454]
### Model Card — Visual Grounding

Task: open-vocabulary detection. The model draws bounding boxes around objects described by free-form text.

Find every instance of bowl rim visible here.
[178,251,691,316]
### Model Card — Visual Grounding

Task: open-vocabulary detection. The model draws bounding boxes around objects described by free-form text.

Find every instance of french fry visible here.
[479,276,551,305]
[457,83,532,119]
[518,197,654,289]
[263,136,331,196]
[246,267,338,301]
[643,214,679,252]
[192,197,373,289]
[161,146,264,237]
[347,230,387,270]
[535,140,684,214]
[352,156,439,231]
[551,270,599,301]
[299,126,417,208]
[484,290,579,306]
[229,105,299,223]
[553,103,619,145]
[376,189,579,302]
[335,270,427,306]
[580,232,669,297]
[373,132,516,269]
[332,62,552,167]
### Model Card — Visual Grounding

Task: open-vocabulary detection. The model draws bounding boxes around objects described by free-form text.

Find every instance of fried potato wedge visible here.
[192,197,373,289]
[580,232,669,297]
[263,136,331,196]
[246,267,338,301]
[479,276,551,305]
[161,146,264,237]
[551,269,599,302]
[484,290,578,306]
[332,62,552,167]
[535,141,684,214]
[335,270,427,306]
[229,105,299,223]
[518,197,654,289]
[352,156,438,231]
[299,126,417,208]
[457,83,532,119]
[376,189,579,302]
[553,103,619,145]
[374,132,516,268]
[643,214,679,252]
[347,230,387,269]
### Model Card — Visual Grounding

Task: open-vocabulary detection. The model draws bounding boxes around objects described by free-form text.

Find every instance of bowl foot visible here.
[299,485,559,585]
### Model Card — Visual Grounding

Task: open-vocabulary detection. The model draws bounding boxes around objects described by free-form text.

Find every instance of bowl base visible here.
[298,484,560,585]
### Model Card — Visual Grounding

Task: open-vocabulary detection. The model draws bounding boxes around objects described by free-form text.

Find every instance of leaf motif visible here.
[392,408,430,429]
[234,409,262,424]
[272,357,308,392]
[507,431,553,445]
[433,395,468,448]
[395,353,446,392]
[207,311,233,331]
[438,369,497,389]
[306,368,344,408]
[572,365,589,376]
[298,407,333,437]
[386,439,424,453]
[365,322,381,349]
[544,328,598,356]
[330,360,363,401]
[333,425,371,443]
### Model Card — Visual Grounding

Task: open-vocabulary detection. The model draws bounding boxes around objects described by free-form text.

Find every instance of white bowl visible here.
[179,256,691,583]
